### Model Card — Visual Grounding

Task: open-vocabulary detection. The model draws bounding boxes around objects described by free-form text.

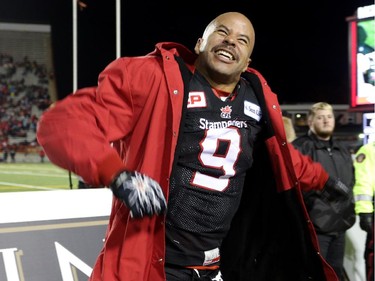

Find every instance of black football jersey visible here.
[165,70,262,267]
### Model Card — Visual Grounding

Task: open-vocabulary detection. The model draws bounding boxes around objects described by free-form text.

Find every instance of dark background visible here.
[1,0,373,104]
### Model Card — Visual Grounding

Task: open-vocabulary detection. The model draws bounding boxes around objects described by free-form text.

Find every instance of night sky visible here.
[1,0,374,104]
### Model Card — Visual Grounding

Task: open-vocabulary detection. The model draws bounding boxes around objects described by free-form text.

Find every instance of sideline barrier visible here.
[0,189,367,281]
[0,189,112,281]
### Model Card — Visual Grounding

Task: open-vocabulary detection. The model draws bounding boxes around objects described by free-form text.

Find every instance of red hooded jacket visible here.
[37,42,338,281]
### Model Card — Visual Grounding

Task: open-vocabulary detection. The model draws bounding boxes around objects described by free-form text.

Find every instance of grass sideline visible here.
[0,162,79,192]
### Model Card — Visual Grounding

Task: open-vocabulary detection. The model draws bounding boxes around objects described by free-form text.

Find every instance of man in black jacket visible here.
[292,102,356,281]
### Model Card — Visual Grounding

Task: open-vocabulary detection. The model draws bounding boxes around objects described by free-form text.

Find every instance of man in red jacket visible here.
[37,12,350,281]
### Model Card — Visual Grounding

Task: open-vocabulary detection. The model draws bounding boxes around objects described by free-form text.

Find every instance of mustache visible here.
[212,44,238,60]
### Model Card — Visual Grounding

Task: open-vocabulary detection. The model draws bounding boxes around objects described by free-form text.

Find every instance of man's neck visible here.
[194,66,240,93]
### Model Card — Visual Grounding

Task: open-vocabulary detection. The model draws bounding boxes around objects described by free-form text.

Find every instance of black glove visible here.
[359,213,373,233]
[322,177,351,200]
[110,171,167,218]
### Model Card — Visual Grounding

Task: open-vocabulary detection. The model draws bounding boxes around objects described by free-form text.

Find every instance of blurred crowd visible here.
[0,52,53,162]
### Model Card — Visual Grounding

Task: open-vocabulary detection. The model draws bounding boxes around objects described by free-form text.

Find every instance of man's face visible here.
[309,109,335,139]
[194,12,255,84]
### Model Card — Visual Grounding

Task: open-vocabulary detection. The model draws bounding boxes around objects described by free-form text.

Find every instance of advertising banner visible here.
[0,189,112,281]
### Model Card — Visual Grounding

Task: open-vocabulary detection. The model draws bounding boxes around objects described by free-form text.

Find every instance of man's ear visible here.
[243,58,251,72]
[194,38,203,55]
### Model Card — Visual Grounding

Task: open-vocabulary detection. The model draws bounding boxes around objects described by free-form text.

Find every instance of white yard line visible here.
[0,171,68,177]
[0,182,56,190]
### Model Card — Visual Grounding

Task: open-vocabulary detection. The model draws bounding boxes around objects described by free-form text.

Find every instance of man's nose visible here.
[224,35,236,46]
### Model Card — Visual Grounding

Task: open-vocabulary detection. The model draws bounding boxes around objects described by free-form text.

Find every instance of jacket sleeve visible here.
[36,61,132,187]
[353,143,375,214]
[288,143,329,191]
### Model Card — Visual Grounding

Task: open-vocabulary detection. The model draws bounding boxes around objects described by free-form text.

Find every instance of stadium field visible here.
[0,162,79,192]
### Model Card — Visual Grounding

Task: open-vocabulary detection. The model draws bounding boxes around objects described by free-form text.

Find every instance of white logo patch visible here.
[187,91,207,108]
[244,100,261,121]
[203,247,220,265]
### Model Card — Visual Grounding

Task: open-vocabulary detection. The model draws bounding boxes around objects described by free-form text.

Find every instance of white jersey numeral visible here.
[192,128,240,191]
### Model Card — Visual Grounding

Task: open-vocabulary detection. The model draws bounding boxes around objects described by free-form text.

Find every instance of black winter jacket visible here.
[292,131,356,234]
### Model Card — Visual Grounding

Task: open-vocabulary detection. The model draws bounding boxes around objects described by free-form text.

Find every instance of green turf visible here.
[0,162,79,192]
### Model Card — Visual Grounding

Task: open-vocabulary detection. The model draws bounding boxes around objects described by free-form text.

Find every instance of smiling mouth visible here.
[215,49,235,61]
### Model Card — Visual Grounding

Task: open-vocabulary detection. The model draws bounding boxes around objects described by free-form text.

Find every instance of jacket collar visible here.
[307,130,340,149]
[150,42,197,65]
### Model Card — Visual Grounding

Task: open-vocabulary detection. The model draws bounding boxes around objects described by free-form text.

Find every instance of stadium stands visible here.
[0,52,53,162]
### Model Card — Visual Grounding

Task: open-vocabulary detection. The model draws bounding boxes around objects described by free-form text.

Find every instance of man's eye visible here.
[238,38,248,45]
[217,29,227,36]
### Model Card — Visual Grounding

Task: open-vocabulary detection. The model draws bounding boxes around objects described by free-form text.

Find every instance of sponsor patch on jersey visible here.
[203,247,220,266]
[244,100,261,121]
[355,153,366,163]
[220,105,232,119]
[187,91,207,108]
